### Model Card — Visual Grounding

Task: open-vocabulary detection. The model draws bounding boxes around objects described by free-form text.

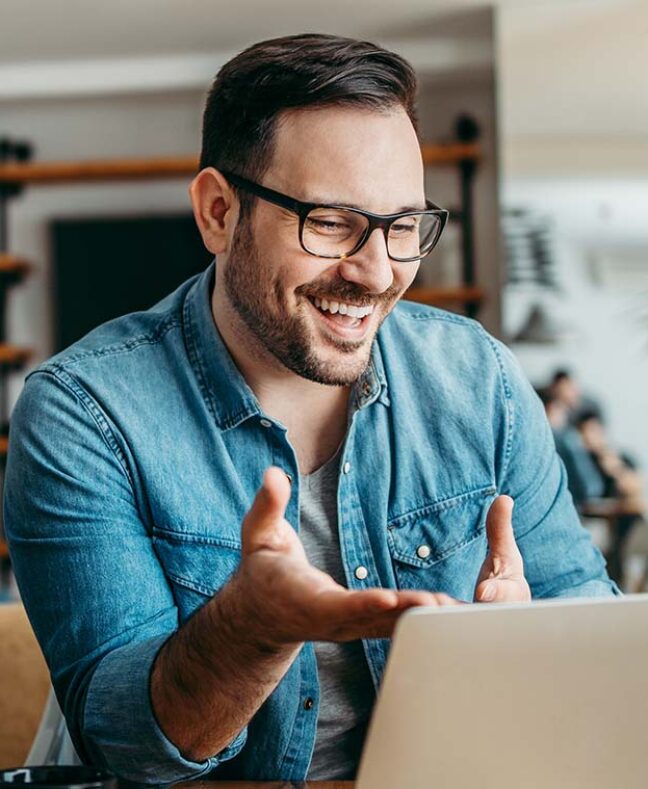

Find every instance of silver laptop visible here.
[357,595,648,789]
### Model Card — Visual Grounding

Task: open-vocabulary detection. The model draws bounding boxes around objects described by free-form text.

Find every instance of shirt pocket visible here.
[152,529,242,622]
[387,485,496,601]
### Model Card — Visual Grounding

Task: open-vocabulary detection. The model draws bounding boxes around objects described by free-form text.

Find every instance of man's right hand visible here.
[152,466,458,761]
[232,466,459,648]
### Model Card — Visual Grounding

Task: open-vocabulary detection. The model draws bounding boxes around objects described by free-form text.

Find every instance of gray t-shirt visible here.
[299,453,375,780]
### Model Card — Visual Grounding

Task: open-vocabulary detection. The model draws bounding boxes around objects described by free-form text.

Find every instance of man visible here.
[5,34,616,784]
[539,387,604,507]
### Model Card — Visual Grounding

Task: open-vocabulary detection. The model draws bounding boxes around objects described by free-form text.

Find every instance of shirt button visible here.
[303,697,314,710]
[355,565,368,580]
[416,544,431,559]
[362,382,371,396]
[259,418,272,428]
[342,461,351,474]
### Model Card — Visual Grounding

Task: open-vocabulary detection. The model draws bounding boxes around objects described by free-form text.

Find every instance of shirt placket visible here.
[337,411,390,689]
[257,417,319,780]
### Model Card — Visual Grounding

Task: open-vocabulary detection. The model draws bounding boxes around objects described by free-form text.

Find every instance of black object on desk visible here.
[0,767,116,789]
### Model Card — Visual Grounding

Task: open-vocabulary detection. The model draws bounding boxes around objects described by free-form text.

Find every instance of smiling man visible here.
[5,34,617,785]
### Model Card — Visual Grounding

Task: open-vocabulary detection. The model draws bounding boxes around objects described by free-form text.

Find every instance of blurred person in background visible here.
[539,388,603,507]
[577,410,646,583]
[549,368,603,426]
[4,34,617,784]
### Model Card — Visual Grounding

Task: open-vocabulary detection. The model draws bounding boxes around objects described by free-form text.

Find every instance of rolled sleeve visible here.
[4,369,245,783]
[83,633,247,783]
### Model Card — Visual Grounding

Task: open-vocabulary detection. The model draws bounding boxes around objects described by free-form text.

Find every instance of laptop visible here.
[356,595,648,789]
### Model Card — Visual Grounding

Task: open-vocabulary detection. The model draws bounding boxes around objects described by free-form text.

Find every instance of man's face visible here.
[222,105,425,386]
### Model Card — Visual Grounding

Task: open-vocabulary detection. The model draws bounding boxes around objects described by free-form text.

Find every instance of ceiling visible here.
[0,0,489,63]
[0,0,624,63]
[1,0,646,166]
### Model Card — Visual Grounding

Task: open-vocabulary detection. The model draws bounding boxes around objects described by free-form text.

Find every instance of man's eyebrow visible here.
[307,196,428,213]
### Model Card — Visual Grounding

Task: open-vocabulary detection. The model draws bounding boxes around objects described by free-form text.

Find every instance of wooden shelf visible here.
[421,142,480,166]
[0,436,7,457]
[0,345,32,367]
[0,156,198,185]
[0,143,480,186]
[0,254,30,278]
[0,541,8,560]
[405,286,484,307]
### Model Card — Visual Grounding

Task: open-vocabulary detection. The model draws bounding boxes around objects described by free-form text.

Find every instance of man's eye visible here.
[390,221,417,235]
[306,217,351,233]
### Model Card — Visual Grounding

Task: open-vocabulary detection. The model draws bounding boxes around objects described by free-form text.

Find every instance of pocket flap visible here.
[153,530,242,597]
[387,486,496,568]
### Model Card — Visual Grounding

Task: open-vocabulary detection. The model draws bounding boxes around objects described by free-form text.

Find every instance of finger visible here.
[242,466,292,555]
[390,590,464,609]
[475,577,530,604]
[314,588,462,640]
[485,495,520,570]
[314,587,460,627]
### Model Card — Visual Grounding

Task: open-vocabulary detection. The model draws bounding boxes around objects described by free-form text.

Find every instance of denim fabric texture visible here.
[4,262,618,783]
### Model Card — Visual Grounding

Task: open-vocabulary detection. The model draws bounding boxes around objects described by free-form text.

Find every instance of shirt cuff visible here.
[81,633,247,783]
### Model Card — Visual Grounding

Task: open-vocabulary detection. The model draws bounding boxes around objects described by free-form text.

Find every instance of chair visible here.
[26,688,80,766]
[0,604,50,766]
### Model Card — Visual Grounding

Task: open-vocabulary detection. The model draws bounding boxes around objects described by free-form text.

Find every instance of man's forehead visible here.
[268,105,425,210]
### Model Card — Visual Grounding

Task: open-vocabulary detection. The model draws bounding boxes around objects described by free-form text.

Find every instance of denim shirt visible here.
[4,263,617,784]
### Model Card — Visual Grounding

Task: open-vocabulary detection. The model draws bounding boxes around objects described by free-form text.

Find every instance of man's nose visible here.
[336,228,394,294]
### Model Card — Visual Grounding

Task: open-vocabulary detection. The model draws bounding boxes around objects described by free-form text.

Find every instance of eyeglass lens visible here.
[302,208,442,260]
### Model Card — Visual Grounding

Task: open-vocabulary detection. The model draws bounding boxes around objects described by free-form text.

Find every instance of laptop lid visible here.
[357,595,648,789]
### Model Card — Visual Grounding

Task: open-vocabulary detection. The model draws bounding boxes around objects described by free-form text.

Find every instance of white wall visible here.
[503,177,648,483]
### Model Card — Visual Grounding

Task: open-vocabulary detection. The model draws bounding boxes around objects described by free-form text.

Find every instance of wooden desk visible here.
[581,497,645,585]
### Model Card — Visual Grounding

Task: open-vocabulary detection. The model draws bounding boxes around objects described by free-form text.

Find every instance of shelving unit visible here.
[0,136,482,568]
[0,140,482,309]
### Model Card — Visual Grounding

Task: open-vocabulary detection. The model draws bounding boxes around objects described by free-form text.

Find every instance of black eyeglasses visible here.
[222,171,448,263]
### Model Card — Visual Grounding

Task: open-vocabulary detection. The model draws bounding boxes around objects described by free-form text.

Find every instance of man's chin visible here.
[299,344,373,387]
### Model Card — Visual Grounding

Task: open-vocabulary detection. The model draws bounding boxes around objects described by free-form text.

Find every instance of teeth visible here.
[311,297,375,318]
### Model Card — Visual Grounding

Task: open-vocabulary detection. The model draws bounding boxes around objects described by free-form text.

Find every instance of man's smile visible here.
[305,294,377,341]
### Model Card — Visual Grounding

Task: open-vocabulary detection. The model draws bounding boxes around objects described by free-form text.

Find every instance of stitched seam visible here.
[153,529,241,549]
[37,316,181,369]
[479,331,514,484]
[398,308,480,327]
[182,288,221,427]
[166,571,221,597]
[388,524,485,567]
[41,369,135,490]
[388,484,496,528]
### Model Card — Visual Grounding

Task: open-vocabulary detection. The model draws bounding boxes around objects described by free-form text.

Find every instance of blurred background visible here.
[0,0,647,595]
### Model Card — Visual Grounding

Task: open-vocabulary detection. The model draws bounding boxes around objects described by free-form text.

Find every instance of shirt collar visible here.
[183,261,261,430]
[182,261,391,431]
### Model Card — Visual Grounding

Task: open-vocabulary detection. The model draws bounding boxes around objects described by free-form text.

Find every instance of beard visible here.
[223,217,401,386]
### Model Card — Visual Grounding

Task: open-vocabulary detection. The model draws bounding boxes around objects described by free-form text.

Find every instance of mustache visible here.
[295,279,402,307]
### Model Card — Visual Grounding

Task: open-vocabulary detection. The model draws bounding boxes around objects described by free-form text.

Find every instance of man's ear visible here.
[189,168,238,255]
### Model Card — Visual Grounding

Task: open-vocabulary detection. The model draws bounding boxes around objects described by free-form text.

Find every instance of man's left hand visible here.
[474,495,531,603]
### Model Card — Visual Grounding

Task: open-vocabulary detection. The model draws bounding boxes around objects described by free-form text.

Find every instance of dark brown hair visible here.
[199,33,418,212]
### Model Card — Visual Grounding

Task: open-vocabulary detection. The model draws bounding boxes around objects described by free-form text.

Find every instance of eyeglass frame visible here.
[221,171,449,263]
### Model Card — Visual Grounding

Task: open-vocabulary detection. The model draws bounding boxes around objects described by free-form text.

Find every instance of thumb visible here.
[242,466,292,556]
[485,495,520,568]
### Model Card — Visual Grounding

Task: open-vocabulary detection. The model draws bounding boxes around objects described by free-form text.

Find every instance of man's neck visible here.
[212,281,351,474]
